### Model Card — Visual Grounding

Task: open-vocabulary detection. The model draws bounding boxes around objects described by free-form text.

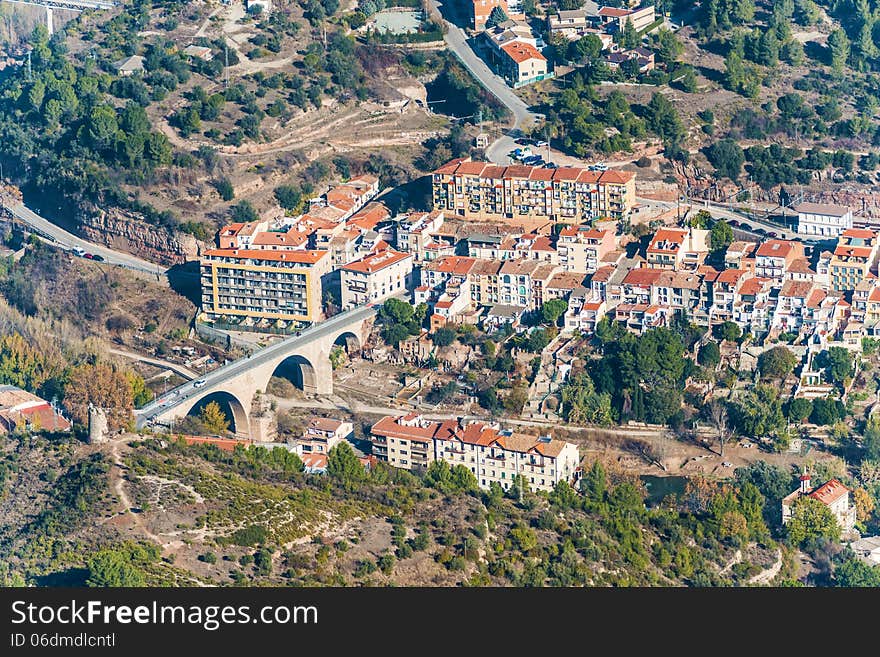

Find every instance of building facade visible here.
[796,202,854,237]
[432,158,636,227]
[340,248,413,309]
[200,248,330,323]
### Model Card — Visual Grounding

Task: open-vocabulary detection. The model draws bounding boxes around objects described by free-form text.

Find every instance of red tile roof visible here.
[756,240,797,259]
[343,249,411,274]
[809,479,849,506]
[622,267,664,286]
[203,248,328,264]
[500,41,546,64]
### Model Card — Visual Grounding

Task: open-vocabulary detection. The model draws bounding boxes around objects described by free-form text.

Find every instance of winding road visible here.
[4,202,168,277]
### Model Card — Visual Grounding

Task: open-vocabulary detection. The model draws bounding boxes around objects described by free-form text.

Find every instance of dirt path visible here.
[748,549,783,585]
[104,440,164,547]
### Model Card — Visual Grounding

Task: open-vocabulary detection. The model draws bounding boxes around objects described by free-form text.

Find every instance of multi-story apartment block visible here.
[370,414,580,492]
[432,158,636,228]
[646,228,689,269]
[621,268,663,305]
[369,413,458,470]
[795,202,853,237]
[200,248,330,323]
[754,240,805,282]
[340,247,413,309]
[557,226,616,273]
[564,288,606,333]
[651,270,701,312]
[830,228,878,293]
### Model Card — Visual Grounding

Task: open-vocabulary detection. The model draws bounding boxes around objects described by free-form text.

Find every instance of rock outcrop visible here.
[79,208,205,265]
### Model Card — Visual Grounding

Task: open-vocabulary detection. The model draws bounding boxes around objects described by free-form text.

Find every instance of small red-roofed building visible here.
[596,4,655,32]
[755,240,805,281]
[0,385,71,435]
[340,247,413,310]
[782,472,856,533]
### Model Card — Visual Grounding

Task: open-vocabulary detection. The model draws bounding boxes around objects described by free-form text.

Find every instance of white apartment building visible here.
[370,414,581,492]
[796,202,854,237]
[340,247,413,310]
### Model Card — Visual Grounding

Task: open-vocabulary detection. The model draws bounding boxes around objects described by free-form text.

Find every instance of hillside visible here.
[0,0,489,262]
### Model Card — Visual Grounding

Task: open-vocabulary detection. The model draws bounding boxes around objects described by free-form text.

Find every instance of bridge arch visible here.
[184,391,250,436]
[268,354,319,394]
[332,330,362,354]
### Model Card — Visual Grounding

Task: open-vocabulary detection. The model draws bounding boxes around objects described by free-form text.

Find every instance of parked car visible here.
[728,220,740,227]
[767,231,778,238]
[92,254,105,262]
[72,247,86,257]
[545,162,558,168]
[83,253,94,259]
[193,379,207,388]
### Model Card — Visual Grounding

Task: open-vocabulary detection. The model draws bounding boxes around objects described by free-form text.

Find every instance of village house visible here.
[829,228,878,293]
[557,225,616,274]
[0,386,71,435]
[781,473,856,534]
[596,5,656,32]
[754,240,805,282]
[296,417,354,454]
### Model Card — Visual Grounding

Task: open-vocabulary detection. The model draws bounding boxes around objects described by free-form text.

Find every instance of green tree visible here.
[199,401,230,435]
[485,5,508,28]
[786,496,841,546]
[787,397,812,423]
[834,556,880,586]
[820,347,853,386]
[619,18,640,50]
[706,139,744,181]
[729,385,786,439]
[231,200,259,223]
[718,321,742,342]
[327,441,365,488]
[758,346,798,380]
[698,341,721,368]
[274,184,303,213]
[828,28,850,72]
[431,327,456,347]
[541,299,568,325]
[709,220,734,254]
[863,415,880,461]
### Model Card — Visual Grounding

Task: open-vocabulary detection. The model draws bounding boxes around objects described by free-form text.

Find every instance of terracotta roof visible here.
[786,258,815,275]
[779,279,814,299]
[500,41,546,64]
[203,248,328,264]
[371,415,458,444]
[756,239,797,258]
[590,265,616,283]
[834,245,873,259]
[308,417,346,433]
[251,230,310,247]
[429,255,477,275]
[806,288,827,308]
[622,267,664,286]
[809,479,849,506]
[220,223,245,237]
[739,277,770,296]
[547,271,586,290]
[347,202,390,230]
[869,287,880,303]
[648,228,688,252]
[715,268,747,284]
[842,228,875,239]
[343,248,411,274]
[598,170,635,184]
[598,6,631,16]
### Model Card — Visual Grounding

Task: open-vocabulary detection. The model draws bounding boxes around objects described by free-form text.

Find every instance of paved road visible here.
[109,348,199,381]
[136,303,380,427]
[5,202,168,277]
[427,0,538,133]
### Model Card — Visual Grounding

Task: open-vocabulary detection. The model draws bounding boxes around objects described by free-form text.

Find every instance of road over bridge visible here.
[136,304,379,438]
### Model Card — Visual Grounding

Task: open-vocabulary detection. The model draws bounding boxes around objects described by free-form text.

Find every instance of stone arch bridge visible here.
[135,304,377,439]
